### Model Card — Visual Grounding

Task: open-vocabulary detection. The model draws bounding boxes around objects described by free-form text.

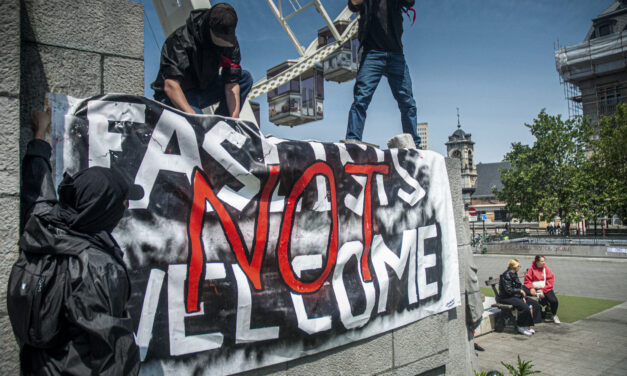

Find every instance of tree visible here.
[496,110,593,225]
[584,104,627,222]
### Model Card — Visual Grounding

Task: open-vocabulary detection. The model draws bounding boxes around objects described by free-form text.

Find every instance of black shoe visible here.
[474,343,485,352]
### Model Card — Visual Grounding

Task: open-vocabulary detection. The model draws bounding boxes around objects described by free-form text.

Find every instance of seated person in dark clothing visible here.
[498,259,542,336]
[151,3,252,117]
[524,255,560,324]
[8,110,140,375]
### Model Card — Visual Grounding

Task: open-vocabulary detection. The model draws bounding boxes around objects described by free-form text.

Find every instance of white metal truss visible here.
[249,1,357,99]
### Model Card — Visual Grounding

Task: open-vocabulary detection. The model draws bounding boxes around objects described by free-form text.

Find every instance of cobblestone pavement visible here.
[474,254,627,301]
[475,302,627,376]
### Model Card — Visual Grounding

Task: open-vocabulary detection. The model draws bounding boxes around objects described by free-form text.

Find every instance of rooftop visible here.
[472,161,511,198]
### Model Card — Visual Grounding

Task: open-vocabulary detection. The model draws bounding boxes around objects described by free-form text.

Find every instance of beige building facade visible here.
[417,122,429,150]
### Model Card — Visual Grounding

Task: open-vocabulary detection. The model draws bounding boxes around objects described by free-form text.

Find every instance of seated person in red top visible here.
[524,255,560,324]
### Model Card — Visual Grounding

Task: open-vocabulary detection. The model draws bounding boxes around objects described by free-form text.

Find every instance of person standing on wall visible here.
[8,110,140,375]
[345,0,421,148]
[151,3,252,117]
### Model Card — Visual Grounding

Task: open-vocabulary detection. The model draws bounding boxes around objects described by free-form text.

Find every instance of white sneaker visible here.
[517,326,533,336]
[553,315,561,324]
[529,328,535,334]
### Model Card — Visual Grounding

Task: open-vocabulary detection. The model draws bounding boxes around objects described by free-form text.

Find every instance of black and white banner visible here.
[50,94,460,375]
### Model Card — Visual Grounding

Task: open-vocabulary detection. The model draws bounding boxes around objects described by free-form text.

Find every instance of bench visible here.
[485,276,517,332]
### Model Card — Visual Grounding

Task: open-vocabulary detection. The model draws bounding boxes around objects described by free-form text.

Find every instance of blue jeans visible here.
[159,70,253,115]
[346,51,420,147]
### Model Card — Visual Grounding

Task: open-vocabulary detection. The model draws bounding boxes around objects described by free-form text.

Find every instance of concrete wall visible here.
[484,241,627,259]
[0,0,143,372]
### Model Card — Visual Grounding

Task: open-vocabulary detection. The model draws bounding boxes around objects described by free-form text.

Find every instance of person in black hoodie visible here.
[498,259,542,336]
[345,0,421,148]
[151,3,252,118]
[7,109,140,375]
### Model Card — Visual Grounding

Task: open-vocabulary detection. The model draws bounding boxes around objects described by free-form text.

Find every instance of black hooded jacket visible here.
[8,139,140,375]
[151,7,242,101]
[348,0,415,53]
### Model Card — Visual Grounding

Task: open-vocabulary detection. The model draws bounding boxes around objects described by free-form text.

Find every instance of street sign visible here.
[468,207,477,216]
[480,214,488,221]
[469,215,477,222]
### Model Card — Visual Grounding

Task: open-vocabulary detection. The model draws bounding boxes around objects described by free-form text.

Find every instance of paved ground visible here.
[475,254,627,301]
[475,302,627,376]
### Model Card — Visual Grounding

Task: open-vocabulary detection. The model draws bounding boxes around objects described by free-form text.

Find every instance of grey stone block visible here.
[0,196,19,315]
[378,351,447,376]
[20,43,102,101]
[0,97,20,195]
[0,170,20,196]
[0,196,20,374]
[445,158,468,247]
[0,195,19,232]
[0,314,19,376]
[444,305,474,375]
[393,313,448,367]
[22,0,144,59]
[387,133,416,149]
[20,43,102,159]
[286,333,393,376]
[0,0,20,95]
[104,57,144,96]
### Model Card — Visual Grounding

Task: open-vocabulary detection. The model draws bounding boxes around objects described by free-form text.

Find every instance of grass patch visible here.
[480,287,622,323]
[481,287,496,297]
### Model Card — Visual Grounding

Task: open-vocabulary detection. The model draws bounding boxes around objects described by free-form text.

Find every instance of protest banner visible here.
[52,94,460,375]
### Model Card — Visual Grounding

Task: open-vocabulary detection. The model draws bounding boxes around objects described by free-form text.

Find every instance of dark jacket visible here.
[8,139,140,375]
[348,0,415,53]
[498,269,523,300]
[151,8,242,101]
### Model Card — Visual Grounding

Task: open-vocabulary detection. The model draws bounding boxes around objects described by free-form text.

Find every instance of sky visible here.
[136,0,611,164]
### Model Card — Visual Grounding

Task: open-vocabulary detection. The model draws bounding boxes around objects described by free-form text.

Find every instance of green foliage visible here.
[474,371,504,376]
[496,109,599,224]
[582,104,627,222]
[501,355,540,376]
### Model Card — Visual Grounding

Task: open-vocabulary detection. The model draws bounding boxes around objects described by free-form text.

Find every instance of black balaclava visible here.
[56,167,129,234]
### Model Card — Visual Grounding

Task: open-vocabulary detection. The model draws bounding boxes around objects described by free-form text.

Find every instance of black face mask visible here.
[56,167,130,234]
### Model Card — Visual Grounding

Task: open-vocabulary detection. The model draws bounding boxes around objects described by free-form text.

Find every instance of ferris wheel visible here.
[152,0,360,127]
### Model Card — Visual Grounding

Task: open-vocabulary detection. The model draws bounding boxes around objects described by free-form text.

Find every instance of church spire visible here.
[457,107,461,129]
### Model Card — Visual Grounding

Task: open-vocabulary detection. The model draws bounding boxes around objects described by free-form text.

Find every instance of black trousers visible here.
[540,290,559,316]
[499,296,542,327]
[523,287,559,316]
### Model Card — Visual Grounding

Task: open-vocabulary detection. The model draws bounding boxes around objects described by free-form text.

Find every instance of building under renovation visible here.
[555,0,627,122]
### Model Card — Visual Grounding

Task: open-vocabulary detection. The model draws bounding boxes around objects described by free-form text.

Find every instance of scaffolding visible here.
[555,31,627,121]
[560,79,583,118]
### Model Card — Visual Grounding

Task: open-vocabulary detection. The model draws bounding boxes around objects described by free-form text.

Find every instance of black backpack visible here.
[7,250,69,348]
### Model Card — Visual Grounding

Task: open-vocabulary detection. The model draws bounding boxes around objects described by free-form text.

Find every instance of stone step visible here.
[475,297,501,337]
